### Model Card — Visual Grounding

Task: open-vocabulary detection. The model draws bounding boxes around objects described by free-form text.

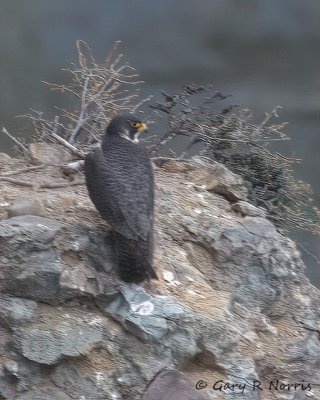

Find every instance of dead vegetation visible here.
[1,41,319,237]
[151,85,320,236]
[18,40,151,151]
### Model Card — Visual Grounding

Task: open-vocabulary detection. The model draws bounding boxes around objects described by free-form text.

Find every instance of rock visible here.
[0,216,64,303]
[199,160,248,202]
[15,314,104,365]
[0,295,38,325]
[0,153,17,177]
[16,388,72,400]
[0,216,114,304]
[61,159,85,176]
[143,370,210,400]
[232,200,267,217]
[97,286,186,343]
[29,142,72,165]
[156,158,247,201]
[2,357,49,395]
[6,198,44,218]
[0,158,319,400]
[0,153,12,164]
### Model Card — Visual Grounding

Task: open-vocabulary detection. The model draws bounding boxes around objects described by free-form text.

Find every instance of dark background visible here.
[0,0,319,285]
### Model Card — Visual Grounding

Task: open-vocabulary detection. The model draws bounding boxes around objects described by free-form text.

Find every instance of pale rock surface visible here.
[0,156,319,400]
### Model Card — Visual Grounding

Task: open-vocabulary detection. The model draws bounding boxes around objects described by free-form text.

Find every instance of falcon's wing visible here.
[84,148,154,241]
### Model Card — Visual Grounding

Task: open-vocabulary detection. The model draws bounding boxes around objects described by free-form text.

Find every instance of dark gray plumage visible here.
[84,114,157,283]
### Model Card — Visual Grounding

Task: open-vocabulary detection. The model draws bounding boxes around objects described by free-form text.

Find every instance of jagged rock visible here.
[14,314,104,365]
[232,200,267,217]
[6,198,44,218]
[200,161,248,202]
[29,142,73,165]
[0,216,114,304]
[0,153,12,165]
[0,216,64,303]
[0,156,319,400]
[156,158,247,201]
[0,296,38,325]
[97,286,187,343]
[143,370,210,400]
[1,357,50,395]
[15,388,71,400]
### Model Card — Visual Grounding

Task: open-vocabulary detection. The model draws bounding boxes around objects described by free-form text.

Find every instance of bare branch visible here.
[50,132,85,159]
[1,127,29,154]
[0,176,85,189]
[23,41,149,152]
[1,165,46,177]
[68,76,90,143]
[151,85,320,236]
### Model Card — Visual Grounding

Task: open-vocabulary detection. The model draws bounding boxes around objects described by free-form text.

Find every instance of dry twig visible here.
[0,165,46,177]
[24,41,148,149]
[50,132,85,159]
[151,85,320,236]
[20,41,150,162]
[1,127,28,154]
[0,176,85,189]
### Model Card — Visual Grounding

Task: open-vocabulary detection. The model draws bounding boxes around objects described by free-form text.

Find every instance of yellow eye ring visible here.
[130,122,140,128]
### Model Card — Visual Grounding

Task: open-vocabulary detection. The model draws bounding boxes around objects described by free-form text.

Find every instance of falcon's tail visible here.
[113,232,157,283]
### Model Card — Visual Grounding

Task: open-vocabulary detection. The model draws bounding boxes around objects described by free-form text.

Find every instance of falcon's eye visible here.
[130,121,140,129]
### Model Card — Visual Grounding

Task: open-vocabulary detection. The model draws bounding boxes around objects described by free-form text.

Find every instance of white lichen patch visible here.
[131,301,154,316]
[163,270,175,282]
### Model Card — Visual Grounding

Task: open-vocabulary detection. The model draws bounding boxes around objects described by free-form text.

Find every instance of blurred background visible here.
[0,0,319,285]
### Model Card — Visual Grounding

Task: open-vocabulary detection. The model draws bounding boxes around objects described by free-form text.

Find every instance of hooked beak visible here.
[137,122,148,133]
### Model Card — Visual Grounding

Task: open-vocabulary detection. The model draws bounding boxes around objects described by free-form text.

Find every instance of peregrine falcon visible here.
[84,114,157,283]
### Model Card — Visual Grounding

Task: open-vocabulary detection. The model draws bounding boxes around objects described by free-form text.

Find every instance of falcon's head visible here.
[106,114,148,143]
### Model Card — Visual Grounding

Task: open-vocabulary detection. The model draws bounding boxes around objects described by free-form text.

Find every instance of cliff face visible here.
[0,153,319,400]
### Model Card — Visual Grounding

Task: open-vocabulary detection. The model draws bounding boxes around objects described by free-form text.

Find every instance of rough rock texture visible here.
[142,370,210,400]
[6,199,44,218]
[0,155,319,400]
[29,143,73,165]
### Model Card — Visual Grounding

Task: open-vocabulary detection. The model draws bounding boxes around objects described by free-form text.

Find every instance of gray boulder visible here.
[0,158,319,400]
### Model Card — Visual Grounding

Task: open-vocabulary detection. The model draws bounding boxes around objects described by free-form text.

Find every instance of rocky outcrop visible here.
[0,157,319,400]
